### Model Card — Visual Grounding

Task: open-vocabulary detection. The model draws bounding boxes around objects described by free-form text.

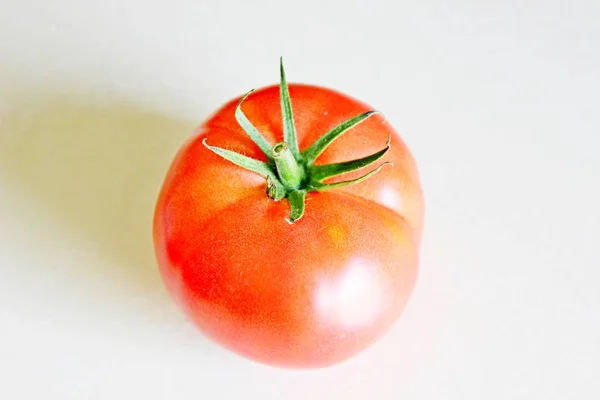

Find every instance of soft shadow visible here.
[0,88,199,313]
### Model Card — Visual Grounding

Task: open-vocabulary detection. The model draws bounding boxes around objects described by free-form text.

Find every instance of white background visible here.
[1,1,599,399]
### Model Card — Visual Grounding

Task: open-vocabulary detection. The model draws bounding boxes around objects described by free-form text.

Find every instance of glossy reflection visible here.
[315,258,385,330]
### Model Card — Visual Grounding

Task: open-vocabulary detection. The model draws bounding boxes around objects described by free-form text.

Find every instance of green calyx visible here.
[203,58,391,223]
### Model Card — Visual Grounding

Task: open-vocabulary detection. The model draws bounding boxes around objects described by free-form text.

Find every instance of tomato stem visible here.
[272,142,305,189]
[203,59,392,223]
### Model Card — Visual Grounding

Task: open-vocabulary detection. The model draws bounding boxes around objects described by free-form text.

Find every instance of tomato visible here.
[153,60,424,368]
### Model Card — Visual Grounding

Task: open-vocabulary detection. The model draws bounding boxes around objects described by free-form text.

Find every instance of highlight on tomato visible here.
[153,59,424,368]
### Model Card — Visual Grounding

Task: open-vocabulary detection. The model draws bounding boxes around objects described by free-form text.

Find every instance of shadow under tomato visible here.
[0,87,210,334]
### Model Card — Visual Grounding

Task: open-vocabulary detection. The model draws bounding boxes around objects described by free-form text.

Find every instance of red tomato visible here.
[153,63,424,368]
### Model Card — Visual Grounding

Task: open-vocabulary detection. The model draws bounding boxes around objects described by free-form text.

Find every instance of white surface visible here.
[1,1,599,399]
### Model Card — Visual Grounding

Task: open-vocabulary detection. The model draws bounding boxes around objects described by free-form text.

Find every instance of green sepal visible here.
[310,162,392,191]
[235,90,274,159]
[267,176,286,201]
[302,110,379,166]
[279,58,301,159]
[309,136,390,183]
[287,190,307,223]
[203,139,285,194]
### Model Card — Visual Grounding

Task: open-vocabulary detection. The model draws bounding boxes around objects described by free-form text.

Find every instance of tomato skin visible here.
[153,84,424,368]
